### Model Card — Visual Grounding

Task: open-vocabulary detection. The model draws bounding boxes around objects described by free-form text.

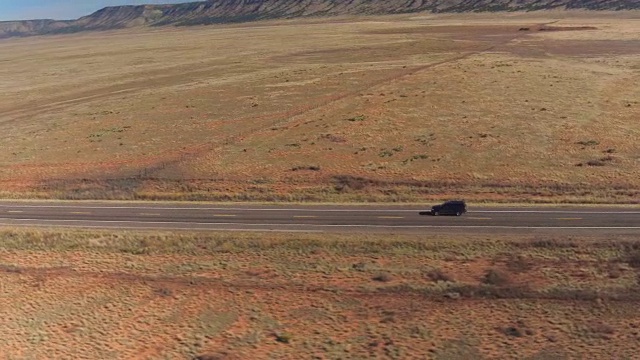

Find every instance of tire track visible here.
[141,23,551,176]
[0,61,248,126]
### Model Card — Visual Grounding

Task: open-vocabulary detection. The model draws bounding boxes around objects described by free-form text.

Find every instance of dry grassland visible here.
[0,13,639,202]
[1,229,640,358]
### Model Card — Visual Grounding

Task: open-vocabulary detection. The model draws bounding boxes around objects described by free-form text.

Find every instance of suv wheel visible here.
[433,211,439,216]
[456,211,461,216]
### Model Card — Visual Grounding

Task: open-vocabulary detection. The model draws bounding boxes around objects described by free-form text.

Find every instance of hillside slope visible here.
[1,0,639,38]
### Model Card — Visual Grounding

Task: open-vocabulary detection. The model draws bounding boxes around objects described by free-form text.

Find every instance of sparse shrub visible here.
[193,353,228,360]
[527,238,577,249]
[527,347,570,359]
[155,288,173,297]
[431,338,483,359]
[579,155,616,167]
[372,272,393,282]
[576,140,599,146]
[402,154,429,165]
[626,250,640,268]
[347,115,366,122]
[0,264,23,273]
[587,321,615,339]
[586,159,606,167]
[444,292,461,300]
[120,239,151,255]
[544,334,558,343]
[482,269,510,286]
[544,288,602,301]
[381,310,396,323]
[415,133,436,146]
[320,133,346,143]
[409,325,431,339]
[352,262,367,271]
[607,266,623,279]
[506,255,533,273]
[291,165,321,171]
[437,283,581,300]
[333,175,369,191]
[501,326,524,337]
[427,269,454,282]
[379,149,394,158]
[377,283,413,293]
[274,332,291,344]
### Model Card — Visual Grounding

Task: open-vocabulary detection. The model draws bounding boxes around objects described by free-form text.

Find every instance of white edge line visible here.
[0,223,324,233]
[472,210,640,214]
[0,218,639,230]
[1,205,414,212]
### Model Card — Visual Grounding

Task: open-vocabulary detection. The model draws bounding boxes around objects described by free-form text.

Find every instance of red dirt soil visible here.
[1,242,639,359]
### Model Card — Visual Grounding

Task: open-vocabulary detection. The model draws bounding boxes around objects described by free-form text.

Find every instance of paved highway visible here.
[0,201,639,234]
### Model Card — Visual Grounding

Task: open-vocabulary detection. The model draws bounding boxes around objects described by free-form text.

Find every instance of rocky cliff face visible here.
[0,19,70,38]
[1,0,638,38]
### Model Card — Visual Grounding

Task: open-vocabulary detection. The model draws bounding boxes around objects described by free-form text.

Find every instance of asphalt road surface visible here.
[0,201,639,235]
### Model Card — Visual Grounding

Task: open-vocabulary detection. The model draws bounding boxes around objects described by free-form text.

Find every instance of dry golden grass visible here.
[1,228,640,358]
[0,13,639,202]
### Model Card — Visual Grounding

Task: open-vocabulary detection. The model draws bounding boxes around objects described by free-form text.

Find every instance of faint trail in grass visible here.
[141,23,552,178]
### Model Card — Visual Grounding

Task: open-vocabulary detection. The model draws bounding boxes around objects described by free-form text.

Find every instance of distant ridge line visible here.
[1,0,639,39]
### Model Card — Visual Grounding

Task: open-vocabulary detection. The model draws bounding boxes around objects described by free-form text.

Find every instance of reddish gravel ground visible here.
[1,230,640,359]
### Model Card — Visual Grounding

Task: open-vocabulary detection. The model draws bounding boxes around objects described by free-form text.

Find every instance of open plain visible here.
[1,12,639,203]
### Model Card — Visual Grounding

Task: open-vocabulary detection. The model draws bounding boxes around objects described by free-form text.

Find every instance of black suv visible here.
[420,200,467,216]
